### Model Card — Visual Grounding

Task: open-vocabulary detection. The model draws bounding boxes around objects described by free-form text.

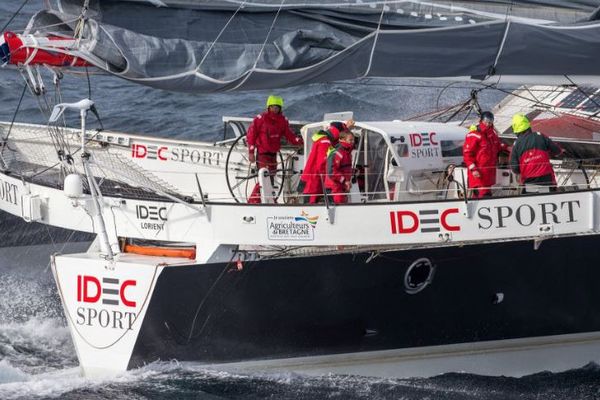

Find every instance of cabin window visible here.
[394,142,409,158]
[441,140,463,157]
[362,131,390,201]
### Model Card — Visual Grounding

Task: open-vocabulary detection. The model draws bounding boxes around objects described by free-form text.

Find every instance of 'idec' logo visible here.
[390,208,460,234]
[409,132,438,147]
[77,275,137,308]
[131,144,168,161]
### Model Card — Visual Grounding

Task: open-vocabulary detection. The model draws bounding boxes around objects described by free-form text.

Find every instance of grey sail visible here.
[21,0,600,92]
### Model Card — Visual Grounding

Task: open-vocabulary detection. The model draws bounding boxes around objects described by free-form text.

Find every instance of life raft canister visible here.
[122,243,196,259]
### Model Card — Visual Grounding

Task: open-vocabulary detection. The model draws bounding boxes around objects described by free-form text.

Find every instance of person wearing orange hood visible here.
[300,120,354,203]
[246,95,303,203]
[325,130,356,204]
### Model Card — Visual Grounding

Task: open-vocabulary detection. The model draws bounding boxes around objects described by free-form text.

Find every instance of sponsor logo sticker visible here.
[268,211,319,241]
[409,132,440,158]
[390,208,460,234]
[136,204,167,232]
[131,143,223,166]
[476,200,580,230]
[75,275,137,330]
[0,178,19,206]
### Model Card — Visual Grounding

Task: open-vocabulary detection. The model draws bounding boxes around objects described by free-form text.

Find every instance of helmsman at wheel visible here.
[463,111,510,198]
[246,95,303,203]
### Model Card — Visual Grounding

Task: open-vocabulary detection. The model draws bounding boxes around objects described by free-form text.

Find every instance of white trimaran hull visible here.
[2,119,600,378]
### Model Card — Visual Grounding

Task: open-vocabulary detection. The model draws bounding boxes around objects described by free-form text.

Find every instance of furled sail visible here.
[4,0,600,92]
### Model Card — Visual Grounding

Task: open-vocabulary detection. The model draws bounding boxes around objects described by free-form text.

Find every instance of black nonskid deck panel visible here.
[129,235,600,368]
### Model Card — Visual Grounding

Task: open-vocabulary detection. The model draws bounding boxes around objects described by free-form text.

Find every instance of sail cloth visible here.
[17,0,600,92]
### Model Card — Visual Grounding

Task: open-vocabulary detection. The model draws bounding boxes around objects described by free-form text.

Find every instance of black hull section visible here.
[130,235,600,368]
[0,209,94,247]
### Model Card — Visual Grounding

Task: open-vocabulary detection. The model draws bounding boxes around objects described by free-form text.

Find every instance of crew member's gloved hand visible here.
[472,169,481,179]
[344,181,352,191]
[248,151,256,163]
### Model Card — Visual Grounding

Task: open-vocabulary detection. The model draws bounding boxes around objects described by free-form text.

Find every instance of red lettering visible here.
[410,133,422,147]
[441,208,460,231]
[395,211,419,234]
[77,275,82,302]
[390,211,397,234]
[158,146,168,161]
[429,132,438,145]
[132,144,147,159]
[120,280,137,307]
[83,276,101,303]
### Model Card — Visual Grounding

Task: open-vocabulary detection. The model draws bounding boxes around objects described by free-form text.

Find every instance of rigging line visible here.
[435,81,464,110]
[196,1,246,72]
[362,0,387,78]
[12,17,81,34]
[489,20,511,78]
[479,82,556,109]
[460,106,473,126]
[491,84,600,133]
[229,0,285,91]
[564,75,600,114]
[43,225,82,273]
[86,66,92,99]
[186,250,238,343]
[2,84,27,143]
[486,0,512,78]
[522,85,563,120]
[405,100,464,121]
[0,0,31,33]
[335,80,576,94]
[442,94,475,123]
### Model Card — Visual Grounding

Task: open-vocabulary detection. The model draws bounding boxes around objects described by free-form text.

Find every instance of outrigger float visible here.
[2,94,600,377]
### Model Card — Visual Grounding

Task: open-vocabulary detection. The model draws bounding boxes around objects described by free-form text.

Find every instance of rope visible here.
[186,250,237,342]
[362,0,387,78]
[487,0,513,78]
[0,0,31,33]
[229,0,285,91]
[195,1,247,72]
[564,75,600,112]
[2,84,27,143]
[86,66,92,99]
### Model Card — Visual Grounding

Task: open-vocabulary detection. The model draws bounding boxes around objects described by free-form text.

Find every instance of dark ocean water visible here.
[2,1,600,399]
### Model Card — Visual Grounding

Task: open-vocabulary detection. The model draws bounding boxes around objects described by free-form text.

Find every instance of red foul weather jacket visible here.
[247,111,302,155]
[301,130,337,194]
[463,122,509,188]
[509,130,563,183]
[325,141,354,191]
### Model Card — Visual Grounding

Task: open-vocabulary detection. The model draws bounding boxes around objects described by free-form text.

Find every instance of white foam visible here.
[0,364,167,400]
[0,361,28,384]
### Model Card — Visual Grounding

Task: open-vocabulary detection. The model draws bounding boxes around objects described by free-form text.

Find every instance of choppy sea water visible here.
[2,1,600,399]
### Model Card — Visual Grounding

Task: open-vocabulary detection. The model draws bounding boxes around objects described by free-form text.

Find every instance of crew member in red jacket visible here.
[509,113,563,190]
[325,130,355,204]
[300,120,354,203]
[463,111,509,198]
[247,95,303,203]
